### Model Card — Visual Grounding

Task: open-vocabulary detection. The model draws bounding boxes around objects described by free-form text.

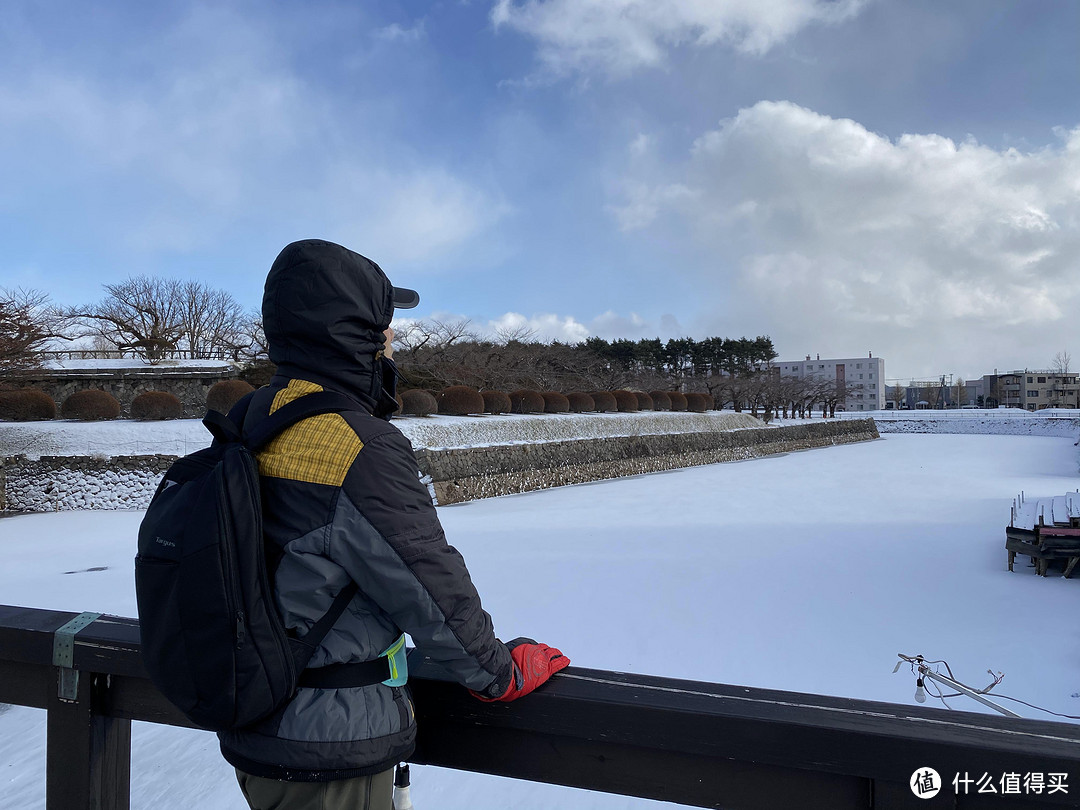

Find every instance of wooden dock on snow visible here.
[1006,491,1080,577]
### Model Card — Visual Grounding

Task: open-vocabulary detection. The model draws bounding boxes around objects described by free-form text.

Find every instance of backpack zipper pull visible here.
[236,611,246,648]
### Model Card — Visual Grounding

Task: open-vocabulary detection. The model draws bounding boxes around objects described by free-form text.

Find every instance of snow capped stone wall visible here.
[873,417,1080,437]
[1,455,173,512]
[418,419,880,505]
[0,419,880,512]
[395,410,765,449]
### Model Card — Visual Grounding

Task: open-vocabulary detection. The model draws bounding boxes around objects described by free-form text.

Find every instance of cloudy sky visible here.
[3,1,1078,382]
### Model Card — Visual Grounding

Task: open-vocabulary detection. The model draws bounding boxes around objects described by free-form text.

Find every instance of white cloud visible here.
[486,312,592,342]
[628,133,652,157]
[614,101,1080,377]
[391,309,684,344]
[322,167,510,268]
[608,181,698,231]
[0,5,502,266]
[373,21,427,43]
[491,0,871,77]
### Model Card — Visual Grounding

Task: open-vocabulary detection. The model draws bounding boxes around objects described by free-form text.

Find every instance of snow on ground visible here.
[0,418,212,459]
[0,411,766,459]
[41,358,237,371]
[2,434,1079,809]
[395,409,763,449]
[6,408,1076,461]
[838,409,1080,438]
[875,418,1079,438]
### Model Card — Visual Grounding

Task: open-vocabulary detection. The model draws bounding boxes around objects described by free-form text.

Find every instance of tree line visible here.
[2,282,860,419]
[394,320,857,419]
[0,278,265,371]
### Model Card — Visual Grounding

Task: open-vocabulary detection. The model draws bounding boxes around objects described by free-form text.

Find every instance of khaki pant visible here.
[236,767,394,810]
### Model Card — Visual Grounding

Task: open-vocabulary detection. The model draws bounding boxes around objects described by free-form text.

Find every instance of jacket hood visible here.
[262,240,395,405]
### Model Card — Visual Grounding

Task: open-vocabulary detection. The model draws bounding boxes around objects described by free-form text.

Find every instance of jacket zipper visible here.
[218,465,246,650]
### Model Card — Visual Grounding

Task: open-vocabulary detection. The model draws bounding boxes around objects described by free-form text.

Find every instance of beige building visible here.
[988,371,1080,410]
[777,354,886,411]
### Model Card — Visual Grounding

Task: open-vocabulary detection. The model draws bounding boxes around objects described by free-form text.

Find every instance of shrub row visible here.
[394,387,714,416]
[0,379,259,422]
[0,382,714,421]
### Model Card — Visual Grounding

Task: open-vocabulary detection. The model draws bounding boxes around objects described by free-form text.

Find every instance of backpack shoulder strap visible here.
[202,391,257,444]
[242,390,360,452]
[288,580,361,672]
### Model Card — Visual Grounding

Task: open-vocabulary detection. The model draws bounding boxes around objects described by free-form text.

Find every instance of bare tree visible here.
[69,277,185,360]
[493,322,539,345]
[232,310,269,363]
[923,383,941,410]
[392,318,480,388]
[953,377,968,408]
[1052,350,1072,376]
[70,276,249,362]
[0,287,71,374]
[888,384,906,410]
[178,281,248,359]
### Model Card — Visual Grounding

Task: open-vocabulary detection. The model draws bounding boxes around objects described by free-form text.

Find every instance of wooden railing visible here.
[2,604,1080,808]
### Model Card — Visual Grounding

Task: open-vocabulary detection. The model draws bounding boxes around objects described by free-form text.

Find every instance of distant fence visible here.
[37,350,241,362]
[838,409,1080,420]
[3,604,1080,809]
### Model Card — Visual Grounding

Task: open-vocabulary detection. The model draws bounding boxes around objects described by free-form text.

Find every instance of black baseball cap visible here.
[393,286,420,309]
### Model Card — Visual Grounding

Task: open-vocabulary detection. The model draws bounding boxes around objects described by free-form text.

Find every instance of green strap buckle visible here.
[52,612,101,701]
[381,634,408,687]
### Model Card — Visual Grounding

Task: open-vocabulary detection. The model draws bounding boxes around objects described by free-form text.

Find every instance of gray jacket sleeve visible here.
[328,426,513,693]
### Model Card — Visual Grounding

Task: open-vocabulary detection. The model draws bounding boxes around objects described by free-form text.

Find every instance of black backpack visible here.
[135,390,363,731]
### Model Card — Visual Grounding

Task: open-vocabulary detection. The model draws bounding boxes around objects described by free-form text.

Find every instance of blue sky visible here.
[2,0,1078,381]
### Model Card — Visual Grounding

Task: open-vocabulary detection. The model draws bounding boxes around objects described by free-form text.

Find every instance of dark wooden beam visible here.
[46,670,130,810]
[4,605,1080,809]
[407,656,1080,809]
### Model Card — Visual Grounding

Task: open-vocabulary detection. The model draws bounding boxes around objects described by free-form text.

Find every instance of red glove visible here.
[472,638,569,702]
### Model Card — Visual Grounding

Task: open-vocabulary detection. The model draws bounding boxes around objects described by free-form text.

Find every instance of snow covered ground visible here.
[837,409,1080,438]
[2,433,1079,809]
[41,358,237,371]
[5,408,1075,461]
[0,411,767,459]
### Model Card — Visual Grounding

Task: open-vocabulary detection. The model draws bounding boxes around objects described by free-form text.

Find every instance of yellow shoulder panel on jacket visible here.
[259,379,363,487]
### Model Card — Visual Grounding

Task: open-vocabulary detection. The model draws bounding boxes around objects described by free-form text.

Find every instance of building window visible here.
[869,373,874,379]
[1038,377,1046,383]
[859,374,864,379]
[856,363,862,369]
[1027,377,1033,383]
[1027,390,1038,397]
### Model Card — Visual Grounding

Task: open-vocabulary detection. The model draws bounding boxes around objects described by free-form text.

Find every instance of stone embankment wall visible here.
[872,416,1080,438]
[8,366,239,418]
[0,419,878,512]
[416,419,879,505]
[0,455,174,512]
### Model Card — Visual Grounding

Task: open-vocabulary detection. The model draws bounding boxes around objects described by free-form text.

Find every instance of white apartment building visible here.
[776,354,886,411]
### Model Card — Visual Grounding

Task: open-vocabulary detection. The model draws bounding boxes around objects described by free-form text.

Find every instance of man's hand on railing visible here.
[471,638,569,703]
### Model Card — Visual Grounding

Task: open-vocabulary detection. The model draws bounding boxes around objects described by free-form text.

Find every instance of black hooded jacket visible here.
[218,240,513,780]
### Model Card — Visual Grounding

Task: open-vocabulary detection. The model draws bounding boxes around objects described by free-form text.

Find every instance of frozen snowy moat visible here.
[1,433,1077,809]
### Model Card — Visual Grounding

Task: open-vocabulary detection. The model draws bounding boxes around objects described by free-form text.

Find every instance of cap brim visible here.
[392,287,420,309]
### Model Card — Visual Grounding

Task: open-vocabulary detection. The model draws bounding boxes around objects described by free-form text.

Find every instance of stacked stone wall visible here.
[5,368,240,418]
[417,419,878,504]
[0,419,879,512]
[1,455,174,512]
